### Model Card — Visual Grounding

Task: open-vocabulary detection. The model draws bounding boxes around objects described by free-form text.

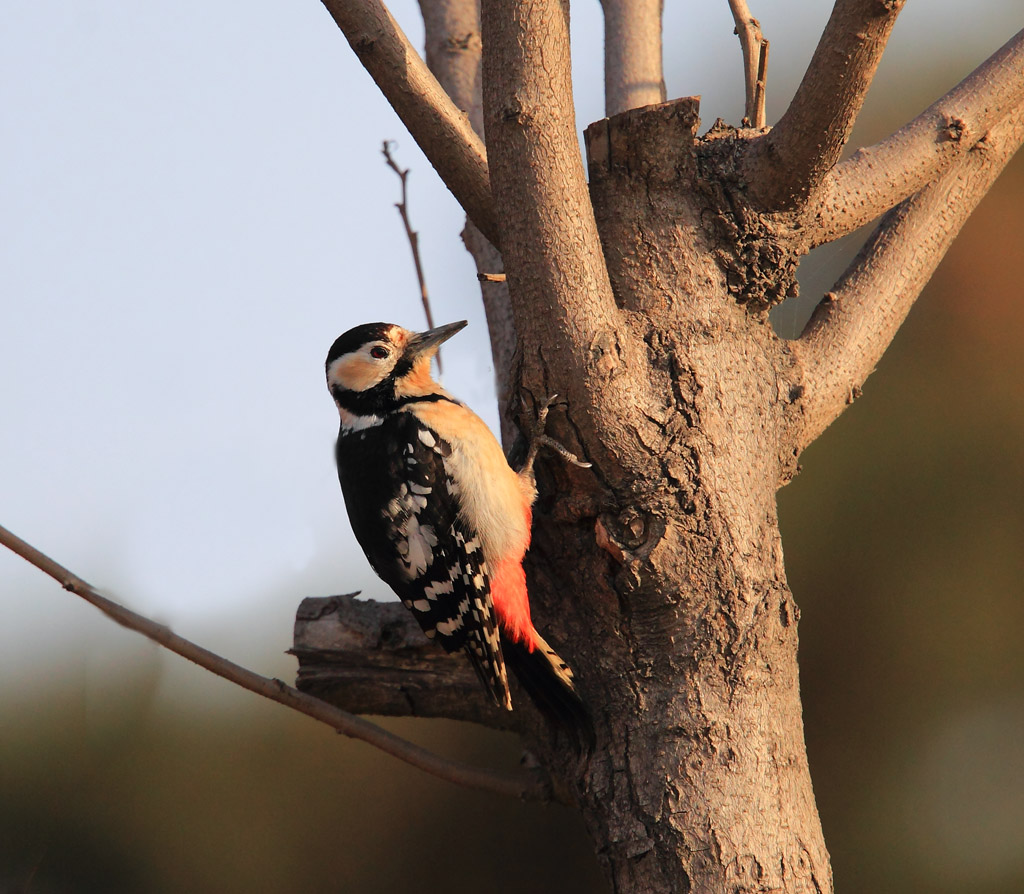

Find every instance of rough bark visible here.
[305,2,1024,892]
[293,595,511,727]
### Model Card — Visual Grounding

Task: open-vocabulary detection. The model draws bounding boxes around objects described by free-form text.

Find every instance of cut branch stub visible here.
[583,97,714,324]
[585,97,701,187]
[294,595,514,730]
[584,97,796,322]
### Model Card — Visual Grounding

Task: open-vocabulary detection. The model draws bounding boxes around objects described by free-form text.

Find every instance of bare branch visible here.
[792,106,1024,450]
[0,523,550,802]
[319,0,499,246]
[745,0,906,209]
[809,28,1024,245]
[599,0,667,116]
[381,140,442,372]
[416,0,485,136]
[728,0,768,128]
[293,595,515,728]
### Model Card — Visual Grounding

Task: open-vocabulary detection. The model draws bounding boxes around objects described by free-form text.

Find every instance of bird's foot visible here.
[520,393,591,480]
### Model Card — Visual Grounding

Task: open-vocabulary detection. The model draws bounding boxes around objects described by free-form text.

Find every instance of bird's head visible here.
[326,320,466,416]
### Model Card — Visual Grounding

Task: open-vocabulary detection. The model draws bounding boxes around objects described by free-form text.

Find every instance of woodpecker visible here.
[326,320,588,733]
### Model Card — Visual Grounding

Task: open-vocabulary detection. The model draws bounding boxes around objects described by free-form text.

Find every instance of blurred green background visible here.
[2,4,1022,893]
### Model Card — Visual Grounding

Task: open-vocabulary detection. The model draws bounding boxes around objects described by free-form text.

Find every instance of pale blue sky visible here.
[1,1,1018,673]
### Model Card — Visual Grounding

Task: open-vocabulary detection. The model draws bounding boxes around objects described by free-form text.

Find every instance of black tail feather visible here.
[503,636,595,754]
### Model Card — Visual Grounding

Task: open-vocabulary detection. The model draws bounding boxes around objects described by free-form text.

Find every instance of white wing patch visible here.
[388,479,438,579]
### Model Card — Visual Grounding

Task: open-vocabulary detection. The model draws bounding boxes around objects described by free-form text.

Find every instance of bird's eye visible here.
[370,346,390,360]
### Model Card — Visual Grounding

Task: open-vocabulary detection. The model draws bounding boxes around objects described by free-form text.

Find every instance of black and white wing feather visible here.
[335,410,511,709]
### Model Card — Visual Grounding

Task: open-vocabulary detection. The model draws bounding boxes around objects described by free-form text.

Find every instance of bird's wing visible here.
[373,411,511,709]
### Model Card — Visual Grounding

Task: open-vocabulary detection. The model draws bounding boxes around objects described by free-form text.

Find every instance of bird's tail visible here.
[503,631,594,753]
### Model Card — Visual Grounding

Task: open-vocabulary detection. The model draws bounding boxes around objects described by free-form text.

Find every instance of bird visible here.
[325,319,590,738]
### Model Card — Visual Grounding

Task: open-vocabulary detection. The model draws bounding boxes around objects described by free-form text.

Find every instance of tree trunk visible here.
[305,2,1024,890]
[524,100,827,893]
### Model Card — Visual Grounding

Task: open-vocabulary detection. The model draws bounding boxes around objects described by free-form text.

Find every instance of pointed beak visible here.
[405,320,468,359]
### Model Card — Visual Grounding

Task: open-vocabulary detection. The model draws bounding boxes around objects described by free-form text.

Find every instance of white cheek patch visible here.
[328,350,395,393]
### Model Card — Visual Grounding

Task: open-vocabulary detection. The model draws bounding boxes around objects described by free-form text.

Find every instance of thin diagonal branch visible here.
[809,28,1024,246]
[792,106,1024,450]
[745,0,906,209]
[0,522,551,802]
[599,0,667,116]
[728,0,768,128]
[319,0,499,246]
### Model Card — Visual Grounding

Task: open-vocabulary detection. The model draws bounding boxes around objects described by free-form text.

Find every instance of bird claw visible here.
[520,393,591,477]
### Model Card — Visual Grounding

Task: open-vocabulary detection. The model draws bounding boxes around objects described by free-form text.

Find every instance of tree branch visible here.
[744,0,906,209]
[792,106,1024,450]
[319,0,500,246]
[599,0,667,116]
[480,0,657,477]
[808,27,1024,245]
[727,0,768,128]
[0,523,551,802]
[416,0,485,137]
[293,595,514,729]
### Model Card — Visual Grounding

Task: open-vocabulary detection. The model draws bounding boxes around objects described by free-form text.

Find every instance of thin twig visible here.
[477,272,507,283]
[727,0,766,127]
[0,522,552,802]
[381,141,441,373]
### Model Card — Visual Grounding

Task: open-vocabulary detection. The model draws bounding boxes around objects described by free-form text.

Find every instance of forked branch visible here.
[0,523,551,802]
[809,27,1024,245]
[319,0,499,246]
[745,0,906,208]
[793,106,1024,449]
